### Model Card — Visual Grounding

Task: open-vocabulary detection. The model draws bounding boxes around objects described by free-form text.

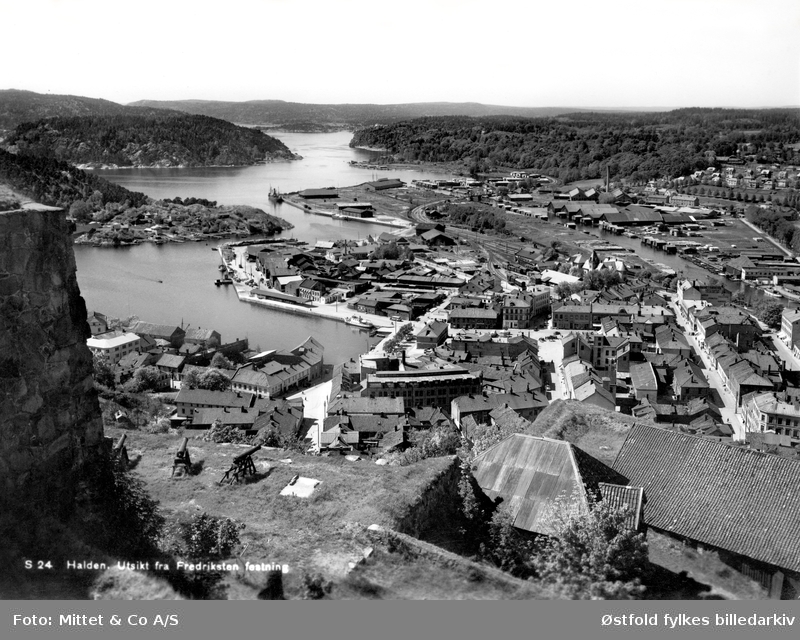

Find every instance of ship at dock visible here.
[268,187,283,203]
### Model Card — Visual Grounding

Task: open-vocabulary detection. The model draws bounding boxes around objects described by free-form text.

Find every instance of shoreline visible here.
[280,197,412,229]
[219,246,396,329]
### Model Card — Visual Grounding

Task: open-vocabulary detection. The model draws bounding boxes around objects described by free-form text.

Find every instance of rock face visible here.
[0,206,103,498]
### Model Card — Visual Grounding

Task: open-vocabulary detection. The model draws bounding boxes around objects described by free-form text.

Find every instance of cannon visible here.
[112,433,129,469]
[220,444,261,484]
[171,437,192,477]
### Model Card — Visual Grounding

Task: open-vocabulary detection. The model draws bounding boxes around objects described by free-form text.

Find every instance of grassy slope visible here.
[527,399,639,466]
[112,427,507,599]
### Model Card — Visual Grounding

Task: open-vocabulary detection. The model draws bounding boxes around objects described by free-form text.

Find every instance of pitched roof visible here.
[472,434,628,535]
[612,424,800,572]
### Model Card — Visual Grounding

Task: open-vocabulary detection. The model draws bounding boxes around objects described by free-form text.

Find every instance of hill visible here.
[0,149,291,242]
[527,399,641,466]
[127,98,583,130]
[0,89,174,138]
[348,109,800,182]
[5,113,300,168]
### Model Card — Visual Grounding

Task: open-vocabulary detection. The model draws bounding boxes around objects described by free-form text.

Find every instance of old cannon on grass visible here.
[220,444,261,484]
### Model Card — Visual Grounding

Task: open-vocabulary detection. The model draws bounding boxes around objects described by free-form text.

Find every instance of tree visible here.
[196,368,231,391]
[210,352,234,369]
[530,495,648,599]
[93,354,116,388]
[126,365,165,392]
[754,299,784,329]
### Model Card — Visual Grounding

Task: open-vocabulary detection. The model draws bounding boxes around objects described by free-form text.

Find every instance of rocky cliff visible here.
[0,205,103,499]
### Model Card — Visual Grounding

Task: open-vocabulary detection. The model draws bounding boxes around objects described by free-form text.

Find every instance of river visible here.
[73,131,455,365]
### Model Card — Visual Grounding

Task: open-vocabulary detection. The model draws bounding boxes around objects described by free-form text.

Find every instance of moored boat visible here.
[345,315,373,329]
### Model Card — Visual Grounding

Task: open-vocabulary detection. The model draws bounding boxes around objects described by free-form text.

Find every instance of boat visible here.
[345,315,373,329]
[214,278,233,286]
[218,264,227,272]
[268,187,283,203]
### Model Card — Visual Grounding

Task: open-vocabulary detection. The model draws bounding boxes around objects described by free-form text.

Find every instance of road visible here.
[669,300,745,440]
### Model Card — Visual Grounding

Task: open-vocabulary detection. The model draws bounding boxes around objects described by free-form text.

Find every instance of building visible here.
[742,392,800,445]
[780,308,800,349]
[183,328,221,348]
[501,292,533,329]
[175,388,260,418]
[450,391,547,428]
[561,332,632,372]
[448,307,499,330]
[677,278,732,309]
[363,367,482,409]
[415,321,449,350]
[629,362,658,401]
[670,193,700,207]
[230,336,323,398]
[127,321,185,348]
[86,332,142,365]
[364,179,405,191]
[613,424,800,598]
[298,189,338,199]
[87,311,108,336]
[472,434,636,536]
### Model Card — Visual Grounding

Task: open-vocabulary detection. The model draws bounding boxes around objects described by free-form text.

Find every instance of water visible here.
[580,225,792,308]
[74,131,456,364]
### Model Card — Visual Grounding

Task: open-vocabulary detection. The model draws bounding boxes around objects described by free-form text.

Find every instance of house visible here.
[87,311,108,335]
[612,424,800,599]
[501,292,533,329]
[155,353,186,387]
[415,321,449,350]
[472,434,636,536]
[672,360,709,401]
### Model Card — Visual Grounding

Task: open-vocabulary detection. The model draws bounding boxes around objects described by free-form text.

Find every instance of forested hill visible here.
[5,114,300,168]
[0,89,174,137]
[349,109,800,183]
[127,98,584,129]
[0,148,148,210]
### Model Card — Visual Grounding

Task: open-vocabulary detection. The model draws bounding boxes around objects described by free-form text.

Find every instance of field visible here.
[101,427,539,599]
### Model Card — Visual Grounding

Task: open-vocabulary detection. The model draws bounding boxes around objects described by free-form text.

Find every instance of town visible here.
[85,154,800,600]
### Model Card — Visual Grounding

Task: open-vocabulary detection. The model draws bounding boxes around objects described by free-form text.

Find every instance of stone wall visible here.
[0,207,103,499]
[393,455,462,538]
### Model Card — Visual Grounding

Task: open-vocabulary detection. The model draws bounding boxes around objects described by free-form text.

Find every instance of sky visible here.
[2,0,799,109]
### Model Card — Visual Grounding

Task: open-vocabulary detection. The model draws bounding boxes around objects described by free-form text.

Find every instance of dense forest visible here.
[5,114,299,167]
[0,89,174,137]
[350,109,800,183]
[0,148,148,209]
[128,98,585,129]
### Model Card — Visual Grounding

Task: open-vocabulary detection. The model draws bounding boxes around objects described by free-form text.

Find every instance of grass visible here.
[106,426,456,598]
[527,399,639,465]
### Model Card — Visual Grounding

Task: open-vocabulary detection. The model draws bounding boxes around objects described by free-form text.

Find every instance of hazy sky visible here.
[3,0,799,108]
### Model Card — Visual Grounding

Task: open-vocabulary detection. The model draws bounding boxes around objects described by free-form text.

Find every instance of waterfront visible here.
[74,131,455,364]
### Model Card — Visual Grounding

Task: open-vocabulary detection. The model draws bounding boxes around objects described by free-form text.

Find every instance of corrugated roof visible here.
[613,424,800,572]
[473,434,626,535]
